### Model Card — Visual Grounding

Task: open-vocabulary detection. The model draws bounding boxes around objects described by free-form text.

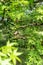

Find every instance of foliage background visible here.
[0,0,43,65]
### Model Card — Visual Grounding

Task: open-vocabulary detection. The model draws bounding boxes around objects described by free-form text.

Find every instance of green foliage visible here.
[0,0,43,65]
[0,40,22,65]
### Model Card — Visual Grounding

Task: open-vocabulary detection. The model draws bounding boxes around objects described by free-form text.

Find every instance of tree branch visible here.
[17,23,43,29]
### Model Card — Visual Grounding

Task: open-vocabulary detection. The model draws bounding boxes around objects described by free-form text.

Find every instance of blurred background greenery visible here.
[0,0,43,65]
